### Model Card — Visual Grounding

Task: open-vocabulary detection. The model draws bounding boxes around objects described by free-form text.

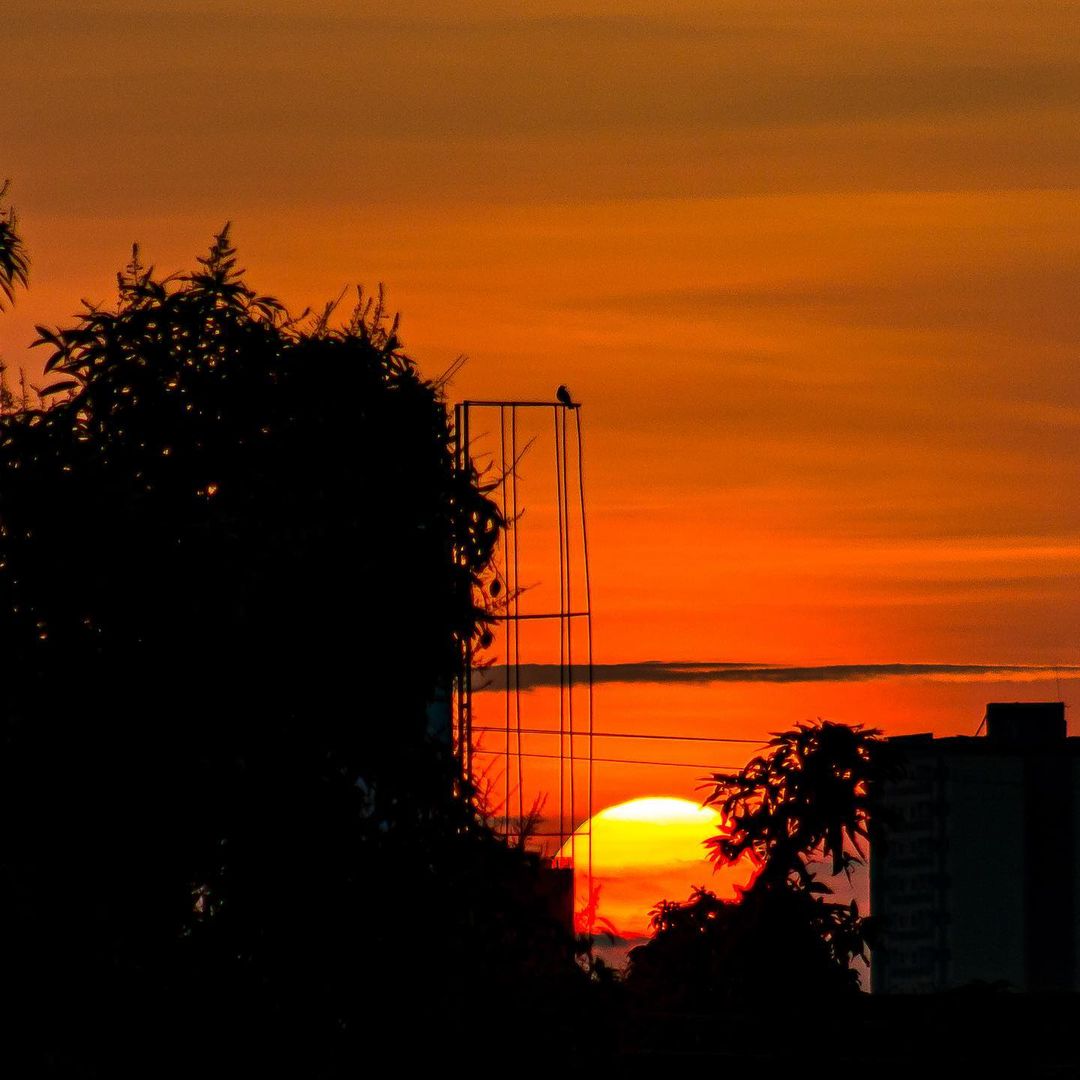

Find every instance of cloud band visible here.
[473,661,1080,692]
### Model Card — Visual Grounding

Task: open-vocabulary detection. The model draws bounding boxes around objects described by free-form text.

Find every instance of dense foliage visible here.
[1,228,581,1071]
[628,883,869,1007]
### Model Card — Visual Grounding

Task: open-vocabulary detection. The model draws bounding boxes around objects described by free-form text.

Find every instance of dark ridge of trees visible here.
[1,226,590,1073]
[626,721,893,1006]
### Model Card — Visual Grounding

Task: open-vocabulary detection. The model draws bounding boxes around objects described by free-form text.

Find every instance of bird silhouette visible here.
[556,384,573,406]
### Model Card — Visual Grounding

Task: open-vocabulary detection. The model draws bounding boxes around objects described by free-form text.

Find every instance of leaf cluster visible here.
[704,720,891,888]
[0,180,29,309]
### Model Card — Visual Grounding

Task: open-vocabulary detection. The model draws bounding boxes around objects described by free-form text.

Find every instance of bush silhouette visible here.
[628,883,865,1009]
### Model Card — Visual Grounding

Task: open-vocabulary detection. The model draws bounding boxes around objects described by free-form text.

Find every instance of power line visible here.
[475,747,740,771]
[472,724,764,746]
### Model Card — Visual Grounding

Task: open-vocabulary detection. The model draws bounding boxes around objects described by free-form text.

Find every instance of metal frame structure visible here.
[452,399,594,916]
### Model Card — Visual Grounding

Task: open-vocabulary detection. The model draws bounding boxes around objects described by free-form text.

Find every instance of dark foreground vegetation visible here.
[5,195,1080,1077]
[0,209,598,1072]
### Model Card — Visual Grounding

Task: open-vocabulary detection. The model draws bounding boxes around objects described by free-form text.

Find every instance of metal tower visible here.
[452,399,595,920]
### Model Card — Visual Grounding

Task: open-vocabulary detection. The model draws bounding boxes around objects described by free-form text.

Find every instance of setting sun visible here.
[559,796,755,939]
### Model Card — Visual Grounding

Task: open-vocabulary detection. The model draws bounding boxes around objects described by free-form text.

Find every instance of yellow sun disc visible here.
[558,796,753,938]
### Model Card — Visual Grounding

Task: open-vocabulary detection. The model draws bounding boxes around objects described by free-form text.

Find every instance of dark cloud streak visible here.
[474,661,1080,691]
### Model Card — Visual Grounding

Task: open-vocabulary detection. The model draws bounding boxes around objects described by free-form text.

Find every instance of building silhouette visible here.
[871,702,1077,992]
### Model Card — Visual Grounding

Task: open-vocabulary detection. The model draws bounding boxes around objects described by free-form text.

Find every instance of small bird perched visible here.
[556,384,573,406]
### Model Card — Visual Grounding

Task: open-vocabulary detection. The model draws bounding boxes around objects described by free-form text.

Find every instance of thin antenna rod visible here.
[563,406,576,868]
[574,407,594,943]
[511,407,524,831]
[463,403,474,778]
[554,406,566,852]
[500,405,511,839]
[453,403,466,767]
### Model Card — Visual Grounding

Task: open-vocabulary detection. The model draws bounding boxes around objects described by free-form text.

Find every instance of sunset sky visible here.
[7,1,1080,930]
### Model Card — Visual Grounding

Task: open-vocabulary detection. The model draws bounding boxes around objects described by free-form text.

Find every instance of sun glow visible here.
[558,796,754,939]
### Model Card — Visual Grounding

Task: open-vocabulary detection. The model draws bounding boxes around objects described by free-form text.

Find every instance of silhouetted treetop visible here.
[705,720,890,887]
[0,180,29,309]
[6,224,499,734]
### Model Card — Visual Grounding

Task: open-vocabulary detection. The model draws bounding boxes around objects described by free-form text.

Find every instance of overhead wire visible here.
[472,724,765,746]
[495,748,741,771]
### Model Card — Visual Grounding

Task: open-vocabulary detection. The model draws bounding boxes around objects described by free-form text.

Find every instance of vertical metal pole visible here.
[562,408,576,871]
[574,407,594,944]
[562,406,574,863]
[554,405,565,854]
[500,406,511,840]
[462,403,473,782]
[453,403,464,765]
[511,407,524,838]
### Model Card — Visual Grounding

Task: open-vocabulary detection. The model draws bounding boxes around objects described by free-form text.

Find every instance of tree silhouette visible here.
[0,180,29,309]
[1,227,581,1071]
[628,884,865,1009]
[0,180,29,412]
[705,719,886,887]
[627,721,892,1005]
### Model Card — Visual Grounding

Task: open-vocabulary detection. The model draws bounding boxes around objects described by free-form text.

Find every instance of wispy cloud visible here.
[474,661,1080,692]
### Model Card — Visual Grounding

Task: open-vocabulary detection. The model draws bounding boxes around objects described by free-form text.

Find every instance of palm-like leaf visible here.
[0,180,29,309]
[704,720,892,888]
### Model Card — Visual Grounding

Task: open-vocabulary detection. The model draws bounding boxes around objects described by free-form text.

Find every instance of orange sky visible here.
[6,2,1080,915]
